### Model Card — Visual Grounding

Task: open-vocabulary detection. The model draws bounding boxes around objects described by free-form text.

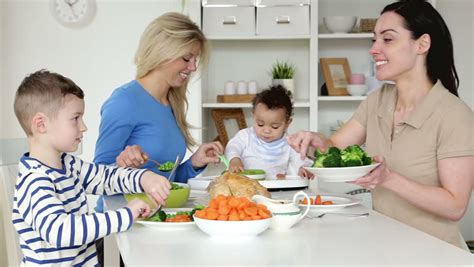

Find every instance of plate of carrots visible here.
[136,208,196,230]
[193,194,272,237]
[298,194,361,214]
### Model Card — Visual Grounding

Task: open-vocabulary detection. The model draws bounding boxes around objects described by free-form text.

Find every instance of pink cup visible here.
[350,74,366,85]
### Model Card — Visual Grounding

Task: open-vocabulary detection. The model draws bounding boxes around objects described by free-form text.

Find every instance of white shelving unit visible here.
[195,0,436,142]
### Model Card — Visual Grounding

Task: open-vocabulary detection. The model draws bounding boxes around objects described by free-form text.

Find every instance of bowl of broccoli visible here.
[304,145,380,182]
[124,182,190,209]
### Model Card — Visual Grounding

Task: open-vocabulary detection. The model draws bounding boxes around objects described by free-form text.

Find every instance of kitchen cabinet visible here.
[196,0,437,142]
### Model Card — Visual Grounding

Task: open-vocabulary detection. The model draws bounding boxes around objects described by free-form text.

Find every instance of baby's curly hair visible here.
[252,85,294,121]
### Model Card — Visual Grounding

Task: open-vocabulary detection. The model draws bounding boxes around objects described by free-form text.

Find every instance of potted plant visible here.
[271,60,296,94]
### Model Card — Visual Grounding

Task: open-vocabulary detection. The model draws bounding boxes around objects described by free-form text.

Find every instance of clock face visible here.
[50,0,96,27]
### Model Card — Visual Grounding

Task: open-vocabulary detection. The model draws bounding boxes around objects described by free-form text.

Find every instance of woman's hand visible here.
[353,156,391,189]
[191,141,224,168]
[140,171,171,208]
[116,145,146,168]
[228,158,244,173]
[287,131,328,160]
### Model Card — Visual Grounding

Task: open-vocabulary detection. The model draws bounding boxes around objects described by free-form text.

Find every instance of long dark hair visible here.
[382,0,459,96]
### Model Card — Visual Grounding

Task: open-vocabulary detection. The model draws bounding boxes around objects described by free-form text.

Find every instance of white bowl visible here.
[347,84,368,96]
[304,163,381,182]
[323,16,357,33]
[193,216,271,238]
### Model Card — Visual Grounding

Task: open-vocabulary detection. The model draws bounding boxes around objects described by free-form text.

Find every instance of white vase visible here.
[272,79,295,95]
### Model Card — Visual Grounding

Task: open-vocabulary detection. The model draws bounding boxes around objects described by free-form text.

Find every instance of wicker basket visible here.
[360,18,377,32]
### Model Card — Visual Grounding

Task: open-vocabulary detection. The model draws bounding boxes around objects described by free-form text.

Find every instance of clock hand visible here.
[64,0,79,18]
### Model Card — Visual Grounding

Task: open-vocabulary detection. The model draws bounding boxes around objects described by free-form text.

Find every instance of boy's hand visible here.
[228,158,244,173]
[298,167,314,180]
[191,141,224,168]
[127,199,151,219]
[140,171,171,208]
[116,145,146,168]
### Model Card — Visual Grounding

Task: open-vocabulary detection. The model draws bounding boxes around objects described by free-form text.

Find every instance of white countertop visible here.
[105,190,473,266]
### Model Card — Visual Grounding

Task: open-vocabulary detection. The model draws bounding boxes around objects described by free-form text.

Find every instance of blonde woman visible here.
[94,12,223,265]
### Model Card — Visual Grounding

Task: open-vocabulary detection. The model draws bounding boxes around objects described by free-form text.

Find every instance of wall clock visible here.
[50,0,96,27]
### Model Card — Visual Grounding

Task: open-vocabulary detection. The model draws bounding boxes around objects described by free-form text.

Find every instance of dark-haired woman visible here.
[287,0,473,249]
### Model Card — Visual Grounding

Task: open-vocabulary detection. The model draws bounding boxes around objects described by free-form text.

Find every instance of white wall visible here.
[1,0,201,162]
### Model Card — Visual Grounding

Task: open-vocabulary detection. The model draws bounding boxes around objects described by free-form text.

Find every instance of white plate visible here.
[304,163,381,182]
[187,175,309,190]
[297,193,361,214]
[135,208,196,230]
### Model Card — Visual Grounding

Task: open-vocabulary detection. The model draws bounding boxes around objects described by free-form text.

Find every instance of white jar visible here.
[248,80,258,94]
[224,81,236,95]
[237,80,248,95]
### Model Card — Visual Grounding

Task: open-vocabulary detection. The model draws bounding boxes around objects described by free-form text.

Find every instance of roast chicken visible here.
[207,172,271,199]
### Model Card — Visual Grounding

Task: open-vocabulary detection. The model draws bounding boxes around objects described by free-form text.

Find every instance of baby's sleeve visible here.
[225,128,249,161]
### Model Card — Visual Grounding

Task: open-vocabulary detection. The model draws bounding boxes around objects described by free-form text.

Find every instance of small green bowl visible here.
[239,169,266,180]
[124,182,190,208]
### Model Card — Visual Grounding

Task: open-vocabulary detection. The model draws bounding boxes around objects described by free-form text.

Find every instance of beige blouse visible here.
[352,80,474,248]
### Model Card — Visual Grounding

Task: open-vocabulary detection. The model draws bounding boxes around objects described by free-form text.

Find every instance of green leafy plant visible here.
[271,60,296,79]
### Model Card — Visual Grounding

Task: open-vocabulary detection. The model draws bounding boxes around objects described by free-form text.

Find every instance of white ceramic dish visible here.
[297,194,361,215]
[193,216,271,237]
[135,208,196,230]
[187,175,309,190]
[304,163,380,182]
[347,84,368,96]
[323,16,357,33]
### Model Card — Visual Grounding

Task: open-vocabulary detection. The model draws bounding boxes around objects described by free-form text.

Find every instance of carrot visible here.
[218,205,230,215]
[209,199,218,209]
[194,209,206,218]
[228,213,240,221]
[251,215,262,220]
[206,209,219,220]
[239,211,246,220]
[315,195,322,205]
[258,209,271,219]
[244,207,258,216]
[217,214,228,221]
[322,201,333,205]
[228,197,240,208]
[302,198,309,205]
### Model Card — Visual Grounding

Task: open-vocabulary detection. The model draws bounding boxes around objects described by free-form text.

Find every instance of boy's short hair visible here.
[252,85,294,120]
[14,69,84,136]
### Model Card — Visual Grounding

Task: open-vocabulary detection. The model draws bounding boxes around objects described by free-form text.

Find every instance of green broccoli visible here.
[341,145,372,167]
[312,147,341,168]
[311,145,372,168]
[158,161,175,172]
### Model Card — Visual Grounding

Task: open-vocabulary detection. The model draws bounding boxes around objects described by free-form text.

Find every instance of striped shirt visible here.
[225,127,312,179]
[12,153,146,266]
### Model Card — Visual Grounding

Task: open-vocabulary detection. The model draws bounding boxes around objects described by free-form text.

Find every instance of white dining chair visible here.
[0,164,23,266]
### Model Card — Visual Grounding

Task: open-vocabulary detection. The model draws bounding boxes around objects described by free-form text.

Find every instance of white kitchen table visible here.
[105,190,473,266]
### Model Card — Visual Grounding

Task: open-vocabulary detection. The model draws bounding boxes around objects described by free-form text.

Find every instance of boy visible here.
[225,85,313,179]
[12,70,170,266]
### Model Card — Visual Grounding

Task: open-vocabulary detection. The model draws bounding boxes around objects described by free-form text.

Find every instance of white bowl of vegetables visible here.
[304,145,380,182]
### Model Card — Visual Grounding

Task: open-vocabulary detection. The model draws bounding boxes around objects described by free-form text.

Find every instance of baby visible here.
[225,85,313,179]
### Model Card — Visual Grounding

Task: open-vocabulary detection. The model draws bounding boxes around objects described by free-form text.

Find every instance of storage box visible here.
[202,0,256,37]
[217,94,256,103]
[256,0,310,36]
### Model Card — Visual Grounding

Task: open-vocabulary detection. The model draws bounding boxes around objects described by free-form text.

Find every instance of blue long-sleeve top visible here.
[94,80,204,182]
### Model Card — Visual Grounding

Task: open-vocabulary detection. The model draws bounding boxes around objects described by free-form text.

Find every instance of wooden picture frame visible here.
[211,108,247,146]
[320,58,351,96]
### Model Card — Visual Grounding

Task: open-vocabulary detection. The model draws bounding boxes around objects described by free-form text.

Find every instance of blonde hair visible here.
[14,69,84,136]
[134,12,208,148]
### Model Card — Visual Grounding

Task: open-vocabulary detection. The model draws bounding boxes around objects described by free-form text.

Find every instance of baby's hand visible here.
[140,171,171,208]
[228,158,244,173]
[298,167,314,180]
[127,199,151,219]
